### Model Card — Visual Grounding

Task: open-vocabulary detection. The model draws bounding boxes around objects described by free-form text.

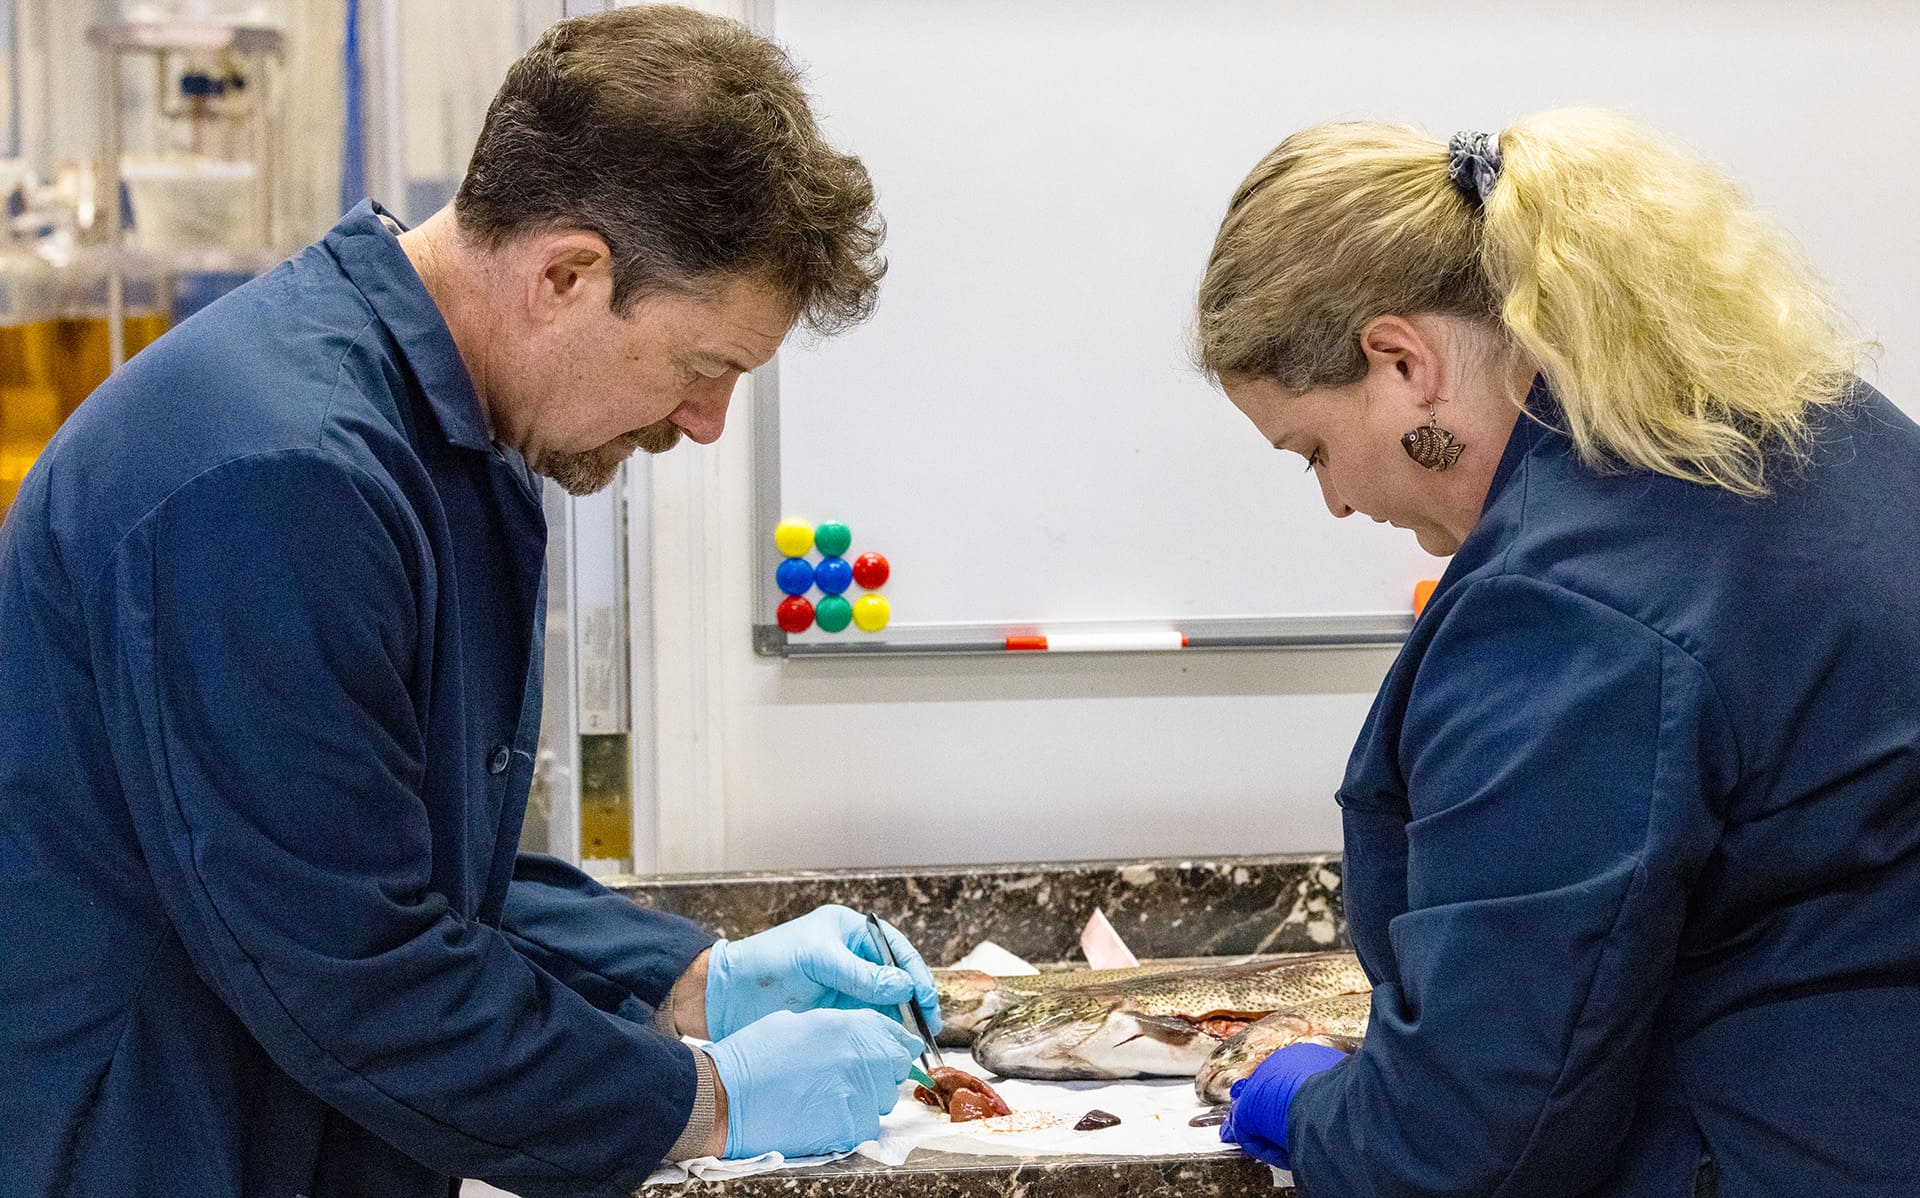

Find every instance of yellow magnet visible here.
[774,519,814,557]
[852,593,891,632]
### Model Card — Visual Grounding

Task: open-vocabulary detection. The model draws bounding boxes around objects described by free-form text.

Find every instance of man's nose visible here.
[671,380,735,445]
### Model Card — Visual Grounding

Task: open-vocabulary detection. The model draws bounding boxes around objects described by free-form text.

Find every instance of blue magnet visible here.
[815,555,853,595]
[776,556,816,596]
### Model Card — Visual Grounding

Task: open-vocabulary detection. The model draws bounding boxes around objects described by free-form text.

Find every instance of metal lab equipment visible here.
[87,15,283,370]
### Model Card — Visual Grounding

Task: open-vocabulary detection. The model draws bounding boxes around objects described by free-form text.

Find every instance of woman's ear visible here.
[1357,315,1443,420]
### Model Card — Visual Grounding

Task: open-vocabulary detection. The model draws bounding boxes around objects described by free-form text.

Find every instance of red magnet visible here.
[852,552,891,589]
[776,595,816,633]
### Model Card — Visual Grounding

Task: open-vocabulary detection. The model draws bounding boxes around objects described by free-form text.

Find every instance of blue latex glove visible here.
[703,1007,922,1158]
[1219,1041,1352,1170]
[704,905,942,1041]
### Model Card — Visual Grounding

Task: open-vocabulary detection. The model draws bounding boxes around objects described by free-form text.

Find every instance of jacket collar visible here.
[1478,372,1560,515]
[324,199,493,453]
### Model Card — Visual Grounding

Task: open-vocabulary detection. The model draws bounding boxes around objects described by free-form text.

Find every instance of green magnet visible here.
[814,521,852,558]
[815,593,853,632]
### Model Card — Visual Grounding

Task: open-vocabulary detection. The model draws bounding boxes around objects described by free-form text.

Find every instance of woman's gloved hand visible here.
[703,905,941,1041]
[1219,1041,1352,1170]
[704,1008,923,1158]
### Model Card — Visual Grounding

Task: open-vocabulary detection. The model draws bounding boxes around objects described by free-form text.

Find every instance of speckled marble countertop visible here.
[667,1150,1287,1196]
[607,852,1345,965]
[611,854,1339,1195]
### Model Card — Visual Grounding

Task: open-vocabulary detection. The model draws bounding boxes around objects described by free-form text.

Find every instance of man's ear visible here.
[1357,314,1443,420]
[525,231,615,324]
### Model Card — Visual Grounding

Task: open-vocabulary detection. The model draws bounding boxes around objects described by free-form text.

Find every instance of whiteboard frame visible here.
[749,356,1415,658]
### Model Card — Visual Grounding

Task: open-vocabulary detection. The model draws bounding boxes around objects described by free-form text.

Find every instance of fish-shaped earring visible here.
[1402,405,1464,471]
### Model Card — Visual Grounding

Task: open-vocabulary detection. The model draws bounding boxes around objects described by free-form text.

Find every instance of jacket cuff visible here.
[651,985,678,1039]
[664,1046,721,1161]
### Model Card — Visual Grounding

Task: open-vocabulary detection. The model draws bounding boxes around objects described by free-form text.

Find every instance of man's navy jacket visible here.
[0,201,713,1198]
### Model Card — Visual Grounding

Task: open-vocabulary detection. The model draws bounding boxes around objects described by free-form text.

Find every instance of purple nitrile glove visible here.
[1218,1041,1352,1170]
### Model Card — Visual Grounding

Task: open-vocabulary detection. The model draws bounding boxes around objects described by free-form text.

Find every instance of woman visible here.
[1199,110,1920,1196]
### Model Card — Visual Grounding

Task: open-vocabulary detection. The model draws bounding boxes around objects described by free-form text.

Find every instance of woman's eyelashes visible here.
[1304,449,1322,472]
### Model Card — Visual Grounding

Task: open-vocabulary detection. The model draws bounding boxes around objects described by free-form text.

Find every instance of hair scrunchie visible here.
[1447,130,1503,209]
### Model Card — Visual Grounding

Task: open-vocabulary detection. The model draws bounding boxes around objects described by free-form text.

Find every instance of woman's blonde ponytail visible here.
[1482,109,1865,495]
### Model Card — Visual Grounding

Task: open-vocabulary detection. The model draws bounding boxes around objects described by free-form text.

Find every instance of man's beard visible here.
[533,419,683,496]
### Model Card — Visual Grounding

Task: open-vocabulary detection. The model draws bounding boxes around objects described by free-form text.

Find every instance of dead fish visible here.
[933,954,1305,1047]
[971,953,1369,1081]
[1193,990,1373,1104]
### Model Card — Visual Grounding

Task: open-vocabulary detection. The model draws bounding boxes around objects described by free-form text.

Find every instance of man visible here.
[0,8,939,1196]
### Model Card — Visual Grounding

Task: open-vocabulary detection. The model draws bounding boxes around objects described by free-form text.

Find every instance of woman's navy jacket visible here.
[1292,379,1920,1196]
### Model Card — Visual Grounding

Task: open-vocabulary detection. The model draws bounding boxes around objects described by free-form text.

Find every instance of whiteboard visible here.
[753,0,1920,656]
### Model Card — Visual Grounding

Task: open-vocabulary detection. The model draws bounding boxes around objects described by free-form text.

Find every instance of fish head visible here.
[1194,1012,1319,1104]
[970,989,1108,1075]
[932,970,1009,1044]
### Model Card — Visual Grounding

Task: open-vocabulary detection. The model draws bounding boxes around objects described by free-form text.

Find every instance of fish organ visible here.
[1193,990,1372,1103]
[971,953,1369,1081]
[912,1066,1011,1123]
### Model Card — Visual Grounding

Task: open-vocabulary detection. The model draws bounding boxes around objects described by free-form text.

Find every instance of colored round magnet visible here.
[775,595,815,633]
[814,593,853,633]
[852,552,890,589]
[775,556,815,596]
[814,555,853,595]
[852,593,891,632]
[814,521,852,558]
[774,519,815,557]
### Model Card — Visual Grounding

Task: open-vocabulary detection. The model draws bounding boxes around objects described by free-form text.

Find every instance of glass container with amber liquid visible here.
[0,250,169,521]
[52,261,170,420]
[0,249,61,519]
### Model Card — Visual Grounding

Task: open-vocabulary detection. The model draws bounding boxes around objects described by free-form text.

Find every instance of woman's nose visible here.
[1316,472,1353,518]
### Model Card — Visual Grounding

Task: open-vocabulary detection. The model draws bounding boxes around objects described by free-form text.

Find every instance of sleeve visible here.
[499,853,713,1023]
[90,451,695,1198]
[1288,575,1736,1198]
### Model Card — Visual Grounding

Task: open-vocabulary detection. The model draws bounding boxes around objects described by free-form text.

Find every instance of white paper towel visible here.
[643,1055,1245,1185]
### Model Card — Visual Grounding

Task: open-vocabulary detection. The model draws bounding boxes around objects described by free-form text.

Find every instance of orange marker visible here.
[1005,631,1187,652]
[1413,579,1439,618]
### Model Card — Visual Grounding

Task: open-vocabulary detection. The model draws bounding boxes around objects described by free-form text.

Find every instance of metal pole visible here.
[251,49,271,248]
[102,42,124,370]
[375,0,405,216]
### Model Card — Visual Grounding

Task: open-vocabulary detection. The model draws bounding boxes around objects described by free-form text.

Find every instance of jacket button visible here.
[487,745,511,775]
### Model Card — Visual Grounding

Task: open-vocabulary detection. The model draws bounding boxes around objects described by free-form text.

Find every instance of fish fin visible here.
[1110,1013,1208,1048]
[1132,1013,1203,1035]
